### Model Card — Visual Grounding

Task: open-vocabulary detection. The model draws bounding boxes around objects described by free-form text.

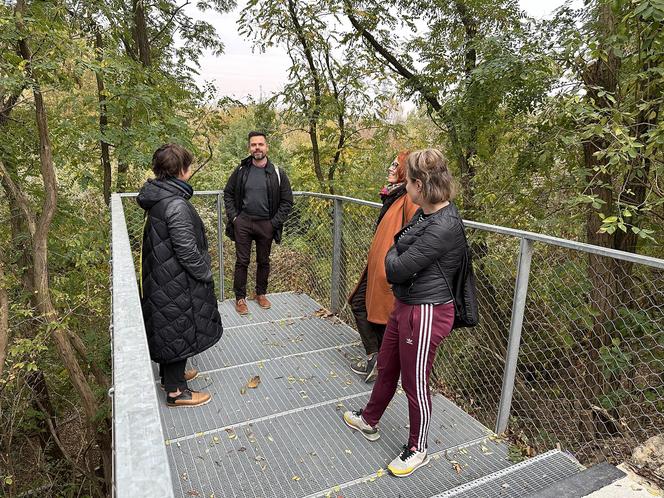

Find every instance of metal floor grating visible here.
[159,292,581,497]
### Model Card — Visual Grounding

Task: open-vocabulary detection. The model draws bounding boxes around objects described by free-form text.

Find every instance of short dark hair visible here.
[247,131,267,142]
[151,143,193,179]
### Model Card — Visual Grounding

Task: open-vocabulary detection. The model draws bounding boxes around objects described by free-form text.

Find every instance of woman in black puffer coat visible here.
[138,143,223,407]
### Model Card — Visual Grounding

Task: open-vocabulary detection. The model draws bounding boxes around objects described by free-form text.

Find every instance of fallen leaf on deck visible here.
[344,449,352,454]
[376,469,385,477]
[314,308,334,318]
[238,446,247,452]
[453,462,462,474]
[247,375,261,388]
[186,490,199,496]
[212,436,220,444]
[267,435,274,442]
[292,475,301,481]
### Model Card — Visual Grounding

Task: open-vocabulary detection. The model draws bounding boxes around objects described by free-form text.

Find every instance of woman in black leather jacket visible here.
[343,149,466,477]
[138,144,223,407]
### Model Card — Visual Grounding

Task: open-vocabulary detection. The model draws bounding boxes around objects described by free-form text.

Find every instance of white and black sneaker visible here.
[387,445,430,477]
[343,409,380,441]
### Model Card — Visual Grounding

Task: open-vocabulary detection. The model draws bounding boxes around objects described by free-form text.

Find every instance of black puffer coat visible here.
[385,203,466,305]
[137,178,223,364]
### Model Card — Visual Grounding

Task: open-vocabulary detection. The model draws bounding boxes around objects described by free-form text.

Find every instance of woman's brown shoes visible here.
[166,389,211,407]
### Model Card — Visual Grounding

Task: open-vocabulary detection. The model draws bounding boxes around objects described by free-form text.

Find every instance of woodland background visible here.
[0,0,662,495]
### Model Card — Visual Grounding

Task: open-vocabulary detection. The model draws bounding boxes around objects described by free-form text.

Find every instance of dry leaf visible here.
[292,475,301,481]
[453,462,462,474]
[186,491,199,496]
[247,375,261,389]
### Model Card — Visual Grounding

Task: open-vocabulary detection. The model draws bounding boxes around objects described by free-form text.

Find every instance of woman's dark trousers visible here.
[350,272,386,355]
[159,359,188,393]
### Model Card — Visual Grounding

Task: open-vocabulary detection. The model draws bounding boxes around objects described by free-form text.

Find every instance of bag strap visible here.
[275,166,281,186]
[435,215,470,309]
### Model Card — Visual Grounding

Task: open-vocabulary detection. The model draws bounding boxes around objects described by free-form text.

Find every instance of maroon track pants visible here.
[362,299,454,451]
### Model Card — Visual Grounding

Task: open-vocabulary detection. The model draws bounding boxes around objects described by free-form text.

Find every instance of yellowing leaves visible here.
[241,375,261,394]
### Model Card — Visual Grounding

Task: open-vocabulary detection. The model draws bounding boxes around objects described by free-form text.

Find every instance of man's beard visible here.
[252,151,265,160]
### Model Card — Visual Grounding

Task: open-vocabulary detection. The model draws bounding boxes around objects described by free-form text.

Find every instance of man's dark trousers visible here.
[233,213,273,299]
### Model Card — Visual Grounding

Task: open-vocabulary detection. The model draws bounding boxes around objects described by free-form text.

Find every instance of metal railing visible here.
[110,195,174,498]
[115,190,664,472]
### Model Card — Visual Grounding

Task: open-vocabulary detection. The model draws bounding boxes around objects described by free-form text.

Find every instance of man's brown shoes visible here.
[254,294,271,309]
[235,298,249,315]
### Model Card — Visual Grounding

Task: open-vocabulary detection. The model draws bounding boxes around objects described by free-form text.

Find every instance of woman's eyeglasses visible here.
[387,161,399,172]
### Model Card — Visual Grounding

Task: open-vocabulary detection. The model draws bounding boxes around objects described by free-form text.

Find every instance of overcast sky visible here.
[188,0,581,101]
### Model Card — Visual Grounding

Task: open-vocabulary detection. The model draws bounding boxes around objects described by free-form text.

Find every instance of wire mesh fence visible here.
[120,191,664,465]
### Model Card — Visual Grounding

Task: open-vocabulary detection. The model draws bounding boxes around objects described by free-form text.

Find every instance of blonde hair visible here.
[406,149,456,203]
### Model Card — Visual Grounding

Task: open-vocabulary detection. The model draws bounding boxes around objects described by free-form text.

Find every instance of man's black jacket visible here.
[223,157,293,243]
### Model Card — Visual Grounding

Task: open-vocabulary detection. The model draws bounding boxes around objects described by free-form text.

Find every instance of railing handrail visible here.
[110,194,174,498]
[120,190,664,269]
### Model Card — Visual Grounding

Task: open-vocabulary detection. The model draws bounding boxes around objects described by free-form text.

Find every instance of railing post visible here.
[495,237,534,434]
[216,193,225,302]
[330,198,344,313]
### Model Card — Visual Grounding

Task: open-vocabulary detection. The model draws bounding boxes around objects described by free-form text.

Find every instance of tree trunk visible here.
[324,50,345,195]
[116,115,132,192]
[454,0,478,215]
[287,0,325,188]
[95,32,112,205]
[579,1,621,441]
[132,0,151,67]
[0,258,8,378]
[26,370,65,460]
[15,0,112,488]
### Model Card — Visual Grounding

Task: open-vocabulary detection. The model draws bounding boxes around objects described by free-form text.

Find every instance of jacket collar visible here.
[397,203,457,238]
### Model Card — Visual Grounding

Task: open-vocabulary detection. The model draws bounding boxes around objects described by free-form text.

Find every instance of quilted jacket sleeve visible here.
[165,199,213,283]
[271,168,293,229]
[385,220,456,284]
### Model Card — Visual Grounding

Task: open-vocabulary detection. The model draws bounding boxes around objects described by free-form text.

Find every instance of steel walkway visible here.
[156,292,585,498]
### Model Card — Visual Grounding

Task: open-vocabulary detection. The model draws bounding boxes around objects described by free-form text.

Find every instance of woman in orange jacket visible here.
[348,151,418,382]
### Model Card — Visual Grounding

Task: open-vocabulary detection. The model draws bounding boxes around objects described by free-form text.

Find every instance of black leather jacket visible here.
[385,203,466,304]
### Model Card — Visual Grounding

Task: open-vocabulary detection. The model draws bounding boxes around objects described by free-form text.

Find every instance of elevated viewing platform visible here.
[158,292,586,497]
[111,192,664,498]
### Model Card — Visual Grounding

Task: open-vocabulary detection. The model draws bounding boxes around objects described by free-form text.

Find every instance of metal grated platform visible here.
[158,292,583,497]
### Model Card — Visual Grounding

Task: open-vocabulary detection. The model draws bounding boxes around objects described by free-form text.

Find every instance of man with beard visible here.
[223,131,293,315]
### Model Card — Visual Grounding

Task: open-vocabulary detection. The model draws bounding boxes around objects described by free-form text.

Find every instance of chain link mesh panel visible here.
[431,231,521,430]
[121,192,663,465]
[509,243,664,463]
